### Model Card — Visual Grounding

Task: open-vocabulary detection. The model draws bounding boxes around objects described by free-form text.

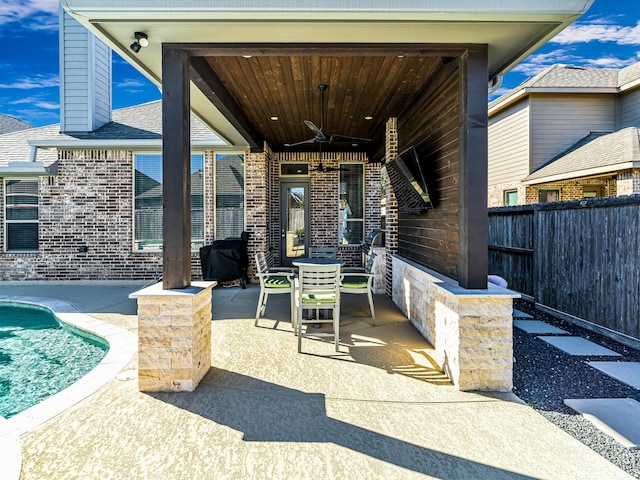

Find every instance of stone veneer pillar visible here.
[392,256,518,391]
[130,281,215,392]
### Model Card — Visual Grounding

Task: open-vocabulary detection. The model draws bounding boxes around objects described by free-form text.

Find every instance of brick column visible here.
[384,118,399,298]
[130,281,215,392]
[245,149,269,279]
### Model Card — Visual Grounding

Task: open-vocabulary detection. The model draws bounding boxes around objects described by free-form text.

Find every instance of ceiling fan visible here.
[284,84,372,149]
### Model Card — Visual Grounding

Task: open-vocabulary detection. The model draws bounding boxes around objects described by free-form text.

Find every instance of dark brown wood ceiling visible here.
[203,54,443,154]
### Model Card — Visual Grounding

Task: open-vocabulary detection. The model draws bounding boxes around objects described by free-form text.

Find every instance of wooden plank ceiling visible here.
[203,54,443,156]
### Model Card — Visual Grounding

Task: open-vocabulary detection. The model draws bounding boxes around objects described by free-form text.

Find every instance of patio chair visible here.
[340,252,376,326]
[309,246,337,259]
[254,252,295,327]
[295,262,342,353]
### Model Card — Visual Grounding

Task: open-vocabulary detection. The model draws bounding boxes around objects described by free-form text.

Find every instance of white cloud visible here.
[115,78,146,89]
[34,100,59,110]
[552,21,640,46]
[0,74,59,89]
[0,0,58,27]
[511,49,581,76]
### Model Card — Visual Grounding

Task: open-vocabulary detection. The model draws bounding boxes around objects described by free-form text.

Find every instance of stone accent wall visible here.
[488,181,526,207]
[392,255,516,391]
[132,281,214,392]
[384,118,399,297]
[616,169,640,196]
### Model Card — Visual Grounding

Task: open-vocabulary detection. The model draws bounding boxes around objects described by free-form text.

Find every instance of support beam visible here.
[162,45,192,289]
[190,57,263,152]
[458,47,488,289]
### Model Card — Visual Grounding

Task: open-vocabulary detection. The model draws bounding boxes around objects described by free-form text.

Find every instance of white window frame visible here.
[4,178,39,253]
[132,152,205,252]
[338,163,365,246]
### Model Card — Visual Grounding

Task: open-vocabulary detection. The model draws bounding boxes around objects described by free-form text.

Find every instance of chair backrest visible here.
[297,263,341,303]
[364,252,376,274]
[255,252,269,274]
[309,247,337,259]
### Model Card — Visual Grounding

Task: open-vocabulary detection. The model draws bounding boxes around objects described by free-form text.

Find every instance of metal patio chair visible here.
[254,252,295,326]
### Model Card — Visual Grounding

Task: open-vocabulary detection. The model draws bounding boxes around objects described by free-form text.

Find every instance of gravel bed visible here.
[512,299,640,479]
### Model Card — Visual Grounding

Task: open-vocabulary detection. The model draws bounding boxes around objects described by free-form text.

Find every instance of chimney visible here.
[59,7,112,133]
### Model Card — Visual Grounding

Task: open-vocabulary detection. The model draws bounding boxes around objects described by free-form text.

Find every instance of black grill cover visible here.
[199,232,249,288]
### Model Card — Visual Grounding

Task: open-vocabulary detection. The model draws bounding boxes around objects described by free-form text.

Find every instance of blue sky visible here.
[1,0,639,127]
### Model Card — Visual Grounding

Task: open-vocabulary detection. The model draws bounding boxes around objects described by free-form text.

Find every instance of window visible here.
[339,164,364,245]
[4,179,39,252]
[504,190,518,206]
[538,189,559,203]
[215,153,245,240]
[133,153,204,251]
[583,186,601,198]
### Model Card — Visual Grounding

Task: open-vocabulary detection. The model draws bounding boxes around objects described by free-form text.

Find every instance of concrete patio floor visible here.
[0,282,633,479]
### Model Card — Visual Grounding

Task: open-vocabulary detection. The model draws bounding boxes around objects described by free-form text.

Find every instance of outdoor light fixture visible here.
[130,32,149,53]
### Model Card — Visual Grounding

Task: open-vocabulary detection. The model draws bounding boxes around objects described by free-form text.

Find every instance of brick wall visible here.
[0,149,204,281]
[384,118,399,297]
[1,145,380,281]
[616,169,640,196]
[524,177,617,204]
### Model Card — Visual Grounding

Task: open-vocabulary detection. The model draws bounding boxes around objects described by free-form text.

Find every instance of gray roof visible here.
[0,113,32,134]
[490,62,640,110]
[523,127,640,184]
[0,100,224,168]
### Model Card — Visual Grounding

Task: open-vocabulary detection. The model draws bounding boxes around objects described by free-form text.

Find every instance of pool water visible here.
[0,302,108,419]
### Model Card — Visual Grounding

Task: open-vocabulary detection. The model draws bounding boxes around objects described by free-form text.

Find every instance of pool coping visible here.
[0,295,137,480]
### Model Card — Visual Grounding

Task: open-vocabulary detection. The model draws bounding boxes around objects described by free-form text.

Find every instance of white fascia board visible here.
[60,1,594,21]
[619,78,640,93]
[524,87,619,94]
[0,162,58,177]
[522,162,639,185]
[488,90,528,117]
[28,139,234,151]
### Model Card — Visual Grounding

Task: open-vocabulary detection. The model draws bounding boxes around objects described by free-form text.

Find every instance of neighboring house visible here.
[0,114,31,135]
[488,62,640,207]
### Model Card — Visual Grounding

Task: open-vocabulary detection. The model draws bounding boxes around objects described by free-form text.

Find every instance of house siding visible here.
[619,88,640,128]
[529,93,616,172]
[59,10,111,133]
[488,99,530,186]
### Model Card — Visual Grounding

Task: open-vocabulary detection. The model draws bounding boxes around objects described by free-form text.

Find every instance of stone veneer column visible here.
[130,281,215,392]
[392,256,517,391]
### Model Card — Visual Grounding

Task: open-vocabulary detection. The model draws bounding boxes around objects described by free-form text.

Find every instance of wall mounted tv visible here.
[383,146,435,215]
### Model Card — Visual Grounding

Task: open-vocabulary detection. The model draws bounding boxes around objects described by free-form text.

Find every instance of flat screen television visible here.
[383,146,434,215]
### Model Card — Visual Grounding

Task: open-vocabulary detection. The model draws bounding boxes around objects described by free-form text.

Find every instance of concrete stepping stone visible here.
[587,362,640,389]
[512,309,533,319]
[514,320,567,334]
[537,336,621,356]
[564,398,640,449]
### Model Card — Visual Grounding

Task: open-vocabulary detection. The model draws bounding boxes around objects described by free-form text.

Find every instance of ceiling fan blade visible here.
[329,134,372,144]
[324,166,349,172]
[304,120,327,141]
[284,138,316,147]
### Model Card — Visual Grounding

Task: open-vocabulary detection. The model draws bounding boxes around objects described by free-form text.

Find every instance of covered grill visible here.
[360,229,384,267]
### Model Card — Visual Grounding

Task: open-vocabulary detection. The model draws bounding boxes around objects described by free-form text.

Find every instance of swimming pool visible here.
[0,302,108,419]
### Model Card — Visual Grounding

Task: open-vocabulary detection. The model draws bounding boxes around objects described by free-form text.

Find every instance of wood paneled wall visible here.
[396,64,460,278]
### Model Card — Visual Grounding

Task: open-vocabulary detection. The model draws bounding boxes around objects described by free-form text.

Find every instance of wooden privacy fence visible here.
[489,195,640,342]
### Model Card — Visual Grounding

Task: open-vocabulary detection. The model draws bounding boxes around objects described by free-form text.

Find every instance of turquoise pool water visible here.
[0,302,108,419]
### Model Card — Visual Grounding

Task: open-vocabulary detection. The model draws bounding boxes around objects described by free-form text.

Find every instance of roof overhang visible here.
[523,162,640,185]
[0,161,58,177]
[28,138,230,151]
[61,0,593,147]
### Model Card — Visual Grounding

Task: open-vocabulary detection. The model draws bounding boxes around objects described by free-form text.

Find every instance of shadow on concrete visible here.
[149,368,536,480]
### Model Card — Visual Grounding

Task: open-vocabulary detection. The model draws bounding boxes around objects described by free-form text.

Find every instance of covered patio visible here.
[1,282,631,479]
[60,1,594,392]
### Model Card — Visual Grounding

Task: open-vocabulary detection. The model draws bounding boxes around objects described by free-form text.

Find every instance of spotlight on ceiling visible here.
[130,32,149,53]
